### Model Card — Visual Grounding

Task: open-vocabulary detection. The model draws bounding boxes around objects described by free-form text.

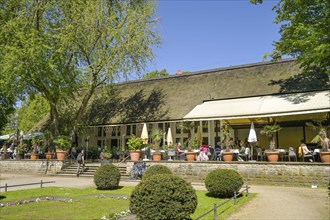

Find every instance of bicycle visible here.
[129,162,148,180]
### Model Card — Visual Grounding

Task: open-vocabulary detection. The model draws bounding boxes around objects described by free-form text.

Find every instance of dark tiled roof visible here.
[81,58,329,125]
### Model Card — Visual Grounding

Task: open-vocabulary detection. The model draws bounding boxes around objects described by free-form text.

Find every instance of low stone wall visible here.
[0,160,63,175]
[127,161,330,187]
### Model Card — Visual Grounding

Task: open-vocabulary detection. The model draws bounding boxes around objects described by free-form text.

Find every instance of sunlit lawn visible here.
[0,186,255,220]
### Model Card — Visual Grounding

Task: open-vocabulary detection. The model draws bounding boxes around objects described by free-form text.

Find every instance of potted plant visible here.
[221,123,234,162]
[43,131,54,160]
[151,128,163,161]
[260,123,281,162]
[30,136,42,160]
[100,147,113,165]
[307,121,330,163]
[54,135,71,160]
[127,135,143,161]
[16,143,26,160]
[179,121,199,161]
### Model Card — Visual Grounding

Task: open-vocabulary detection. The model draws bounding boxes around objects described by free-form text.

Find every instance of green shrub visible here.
[205,169,244,198]
[130,174,197,220]
[141,165,173,181]
[94,164,121,190]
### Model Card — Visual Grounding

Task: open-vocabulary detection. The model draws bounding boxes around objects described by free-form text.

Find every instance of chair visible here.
[298,146,314,162]
[167,149,176,161]
[283,147,298,162]
[239,147,250,161]
[256,147,263,161]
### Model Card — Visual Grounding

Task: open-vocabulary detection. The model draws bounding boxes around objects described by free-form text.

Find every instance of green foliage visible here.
[143,69,169,79]
[0,92,15,133]
[251,0,330,75]
[94,164,121,190]
[130,174,197,220]
[205,169,244,198]
[100,148,112,160]
[17,94,49,133]
[127,135,143,151]
[151,128,163,150]
[260,123,281,150]
[1,0,160,136]
[53,136,71,151]
[141,165,172,181]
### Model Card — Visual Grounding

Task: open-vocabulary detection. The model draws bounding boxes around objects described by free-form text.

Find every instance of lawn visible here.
[0,186,255,220]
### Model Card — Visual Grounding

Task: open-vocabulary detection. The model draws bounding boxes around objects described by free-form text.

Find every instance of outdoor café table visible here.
[277,149,287,161]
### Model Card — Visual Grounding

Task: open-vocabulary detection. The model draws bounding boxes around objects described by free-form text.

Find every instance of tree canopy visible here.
[1,0,160,137]
[143,69,169,79]
[251,0,330,75]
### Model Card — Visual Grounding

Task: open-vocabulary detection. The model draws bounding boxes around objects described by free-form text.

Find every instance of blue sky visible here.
[144,0,282,76]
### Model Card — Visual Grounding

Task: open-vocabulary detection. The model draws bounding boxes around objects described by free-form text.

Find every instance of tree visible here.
[143,69,169,79]
[1,0,160,138]
[17,94,50,133]
[0,92,15,133]
[251,0,330,75]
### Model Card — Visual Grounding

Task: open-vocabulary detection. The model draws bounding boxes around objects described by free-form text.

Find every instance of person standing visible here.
[76,150,85,177]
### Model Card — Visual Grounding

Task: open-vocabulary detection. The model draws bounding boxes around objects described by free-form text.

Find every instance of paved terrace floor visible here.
[0,173,329,220]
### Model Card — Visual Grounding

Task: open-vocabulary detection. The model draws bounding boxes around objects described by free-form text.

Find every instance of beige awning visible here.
[183,90,330,121]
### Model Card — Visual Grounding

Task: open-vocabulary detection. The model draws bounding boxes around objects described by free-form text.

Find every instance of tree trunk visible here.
[49,102,60,137]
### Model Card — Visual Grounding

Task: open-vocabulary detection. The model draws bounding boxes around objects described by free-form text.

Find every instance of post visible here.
[40,180,43,188]
[246,185,249,196]
[213,202,217,220]
[5,183,7,192]
[234,192,237,205]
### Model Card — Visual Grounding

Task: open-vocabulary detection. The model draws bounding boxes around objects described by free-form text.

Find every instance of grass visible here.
[0,186,256,220]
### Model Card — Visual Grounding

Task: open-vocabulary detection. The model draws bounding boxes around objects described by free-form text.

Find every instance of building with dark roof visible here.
[78,58,330,152]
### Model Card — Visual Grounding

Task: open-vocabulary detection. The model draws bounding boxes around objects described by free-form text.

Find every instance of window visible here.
[103,127,106,137]
[126,125,131,135]
[132,125,136,135]
[202,121,208,133]
[98,127,102,137]
[176,123,181,134]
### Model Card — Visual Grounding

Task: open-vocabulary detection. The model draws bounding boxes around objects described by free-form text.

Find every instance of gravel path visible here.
[1,173,329,220]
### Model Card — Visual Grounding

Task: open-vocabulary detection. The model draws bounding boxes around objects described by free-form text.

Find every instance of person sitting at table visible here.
[213,142,222,160]
[197,142,209,161]
[238,140,246,161]
[176,142,185,160]
[300,139,316,162]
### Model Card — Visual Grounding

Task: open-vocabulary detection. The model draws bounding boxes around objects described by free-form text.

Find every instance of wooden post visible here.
[213,202,217,220]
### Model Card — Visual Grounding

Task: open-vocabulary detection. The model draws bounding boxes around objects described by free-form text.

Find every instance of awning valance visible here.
[183,90,330,121]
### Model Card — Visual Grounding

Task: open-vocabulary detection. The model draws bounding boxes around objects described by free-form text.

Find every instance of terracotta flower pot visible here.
[130,150,141,161]
[186,152,196,161]
[152,152,162,161]
[30,153,39,160]
[56,151,67,161]
[45,153,54,160]
[266,151,279,162]
[223,152,233,162]
[320,152,330,163]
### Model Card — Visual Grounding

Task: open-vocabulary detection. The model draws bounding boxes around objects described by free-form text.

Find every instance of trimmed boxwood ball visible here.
[205,168,244,198]
[130,174,197,220]
[141,164,172,181]
[94,164,121,190]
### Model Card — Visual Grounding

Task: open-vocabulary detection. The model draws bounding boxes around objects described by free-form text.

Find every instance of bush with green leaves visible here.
[130,174,197,220]
[205,168,244,198]
[94,164,121,190]
[141,165,172,181]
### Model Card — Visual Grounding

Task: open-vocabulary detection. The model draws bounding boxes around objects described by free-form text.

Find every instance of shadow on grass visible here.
[0,195,7,200]
[205,192,244,199]
[96,186,124,190]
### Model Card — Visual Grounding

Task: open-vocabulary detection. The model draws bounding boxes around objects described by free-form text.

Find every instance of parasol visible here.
[248,122,258,160]
[167,127,173,146]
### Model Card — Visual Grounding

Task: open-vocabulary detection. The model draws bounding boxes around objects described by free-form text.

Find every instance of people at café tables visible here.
[300,139,316,162]
[237,140,246,161]
[213,142,222,160]
[197,142,209,161]
[176,142,185,160]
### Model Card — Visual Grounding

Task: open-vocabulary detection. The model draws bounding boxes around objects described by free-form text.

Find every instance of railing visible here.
[195,185,250,220]
[0,180,56,192]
